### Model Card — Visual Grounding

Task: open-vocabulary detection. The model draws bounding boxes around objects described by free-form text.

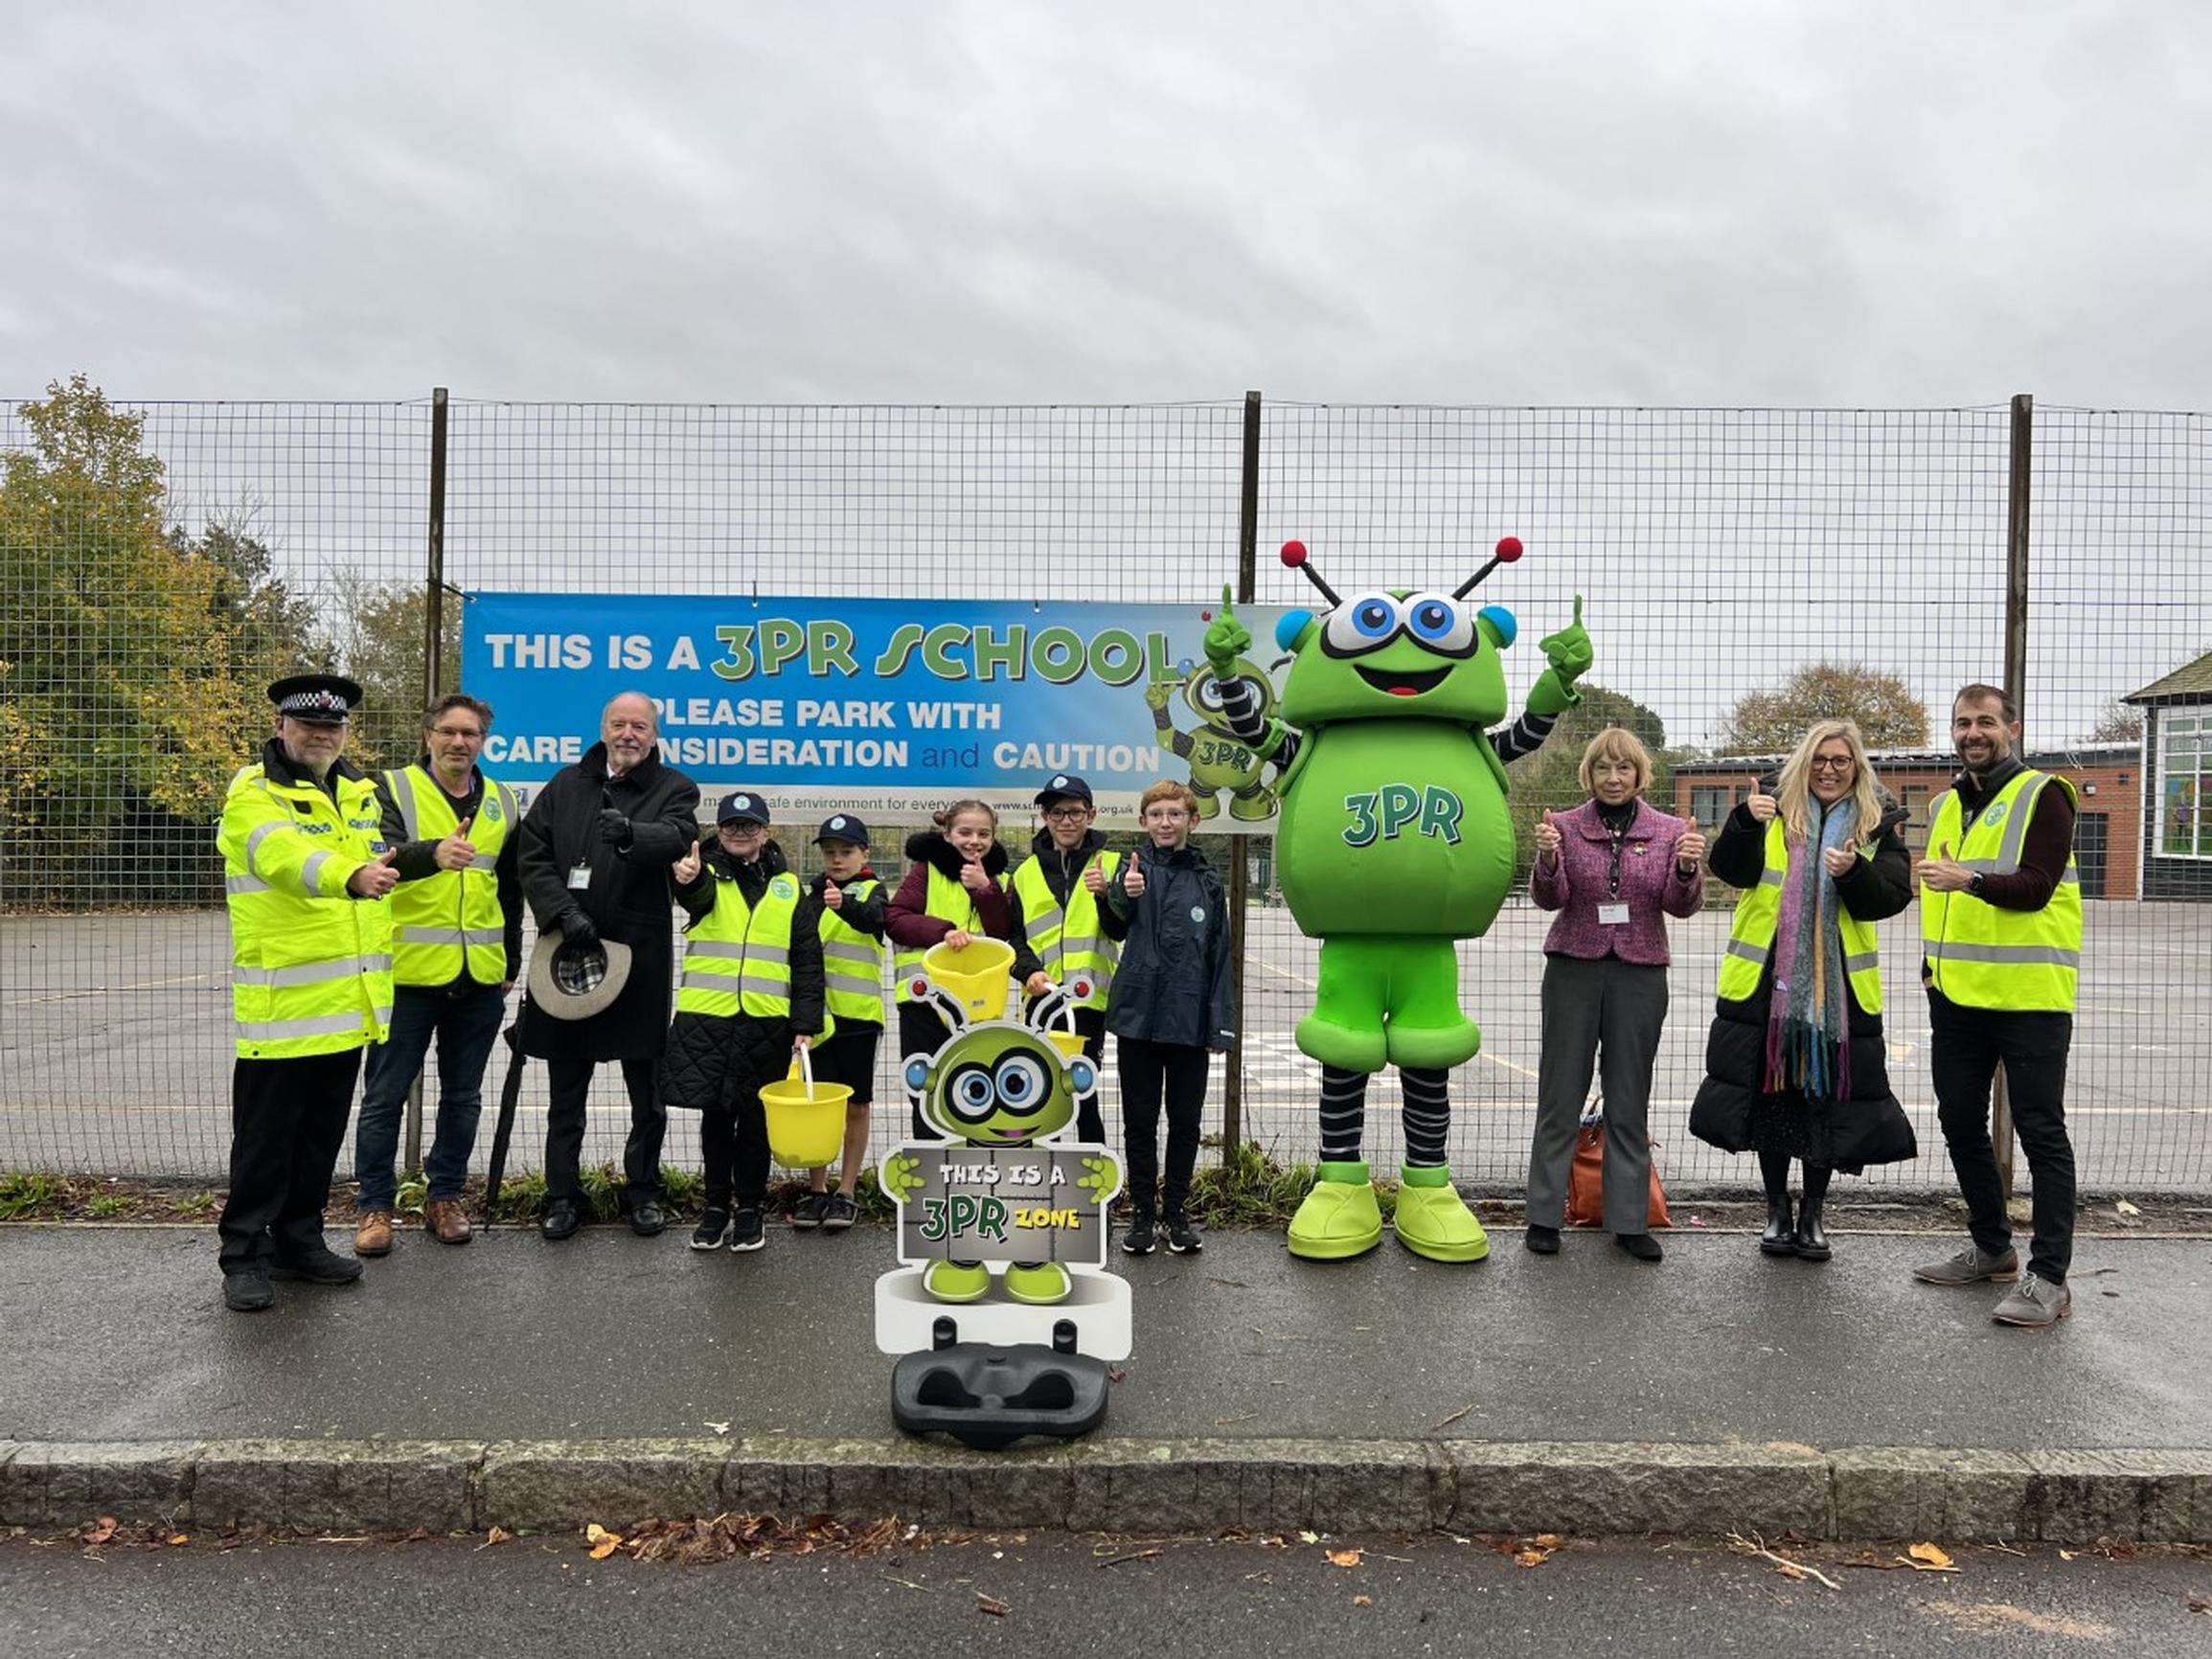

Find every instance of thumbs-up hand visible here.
[1537,594,1592,682]
[1676,819,1707,872]
[348,848,400,898]
[673,839,701,884]
[1124,861,1148,898]
[1533,809,1563,861]
[433,813,477,873]
[1204,582,1251,678]
[1083,862,1106,897]
[1822,835,1859,878]
[1918,838,1975,893]
[958,859,993,895]
[823,877,843,910]
[1745,782,1778,823]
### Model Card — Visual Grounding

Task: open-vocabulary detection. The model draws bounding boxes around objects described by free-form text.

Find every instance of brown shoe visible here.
[424,1198,473,1246]
[353,1210,395,1257]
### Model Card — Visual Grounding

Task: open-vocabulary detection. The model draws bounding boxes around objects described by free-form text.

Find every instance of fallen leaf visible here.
[2058,1549,2077,1560]
[976,1593,1011,1617]
[167,1534,190,1547]
[1906,1542,1955,1570]
[486,1527,513,1546]
[1353,1595,1373,1607]
[1328,1549,1364,1567]
[588,1538,622,1560]
[1772,1558,1808,1581]
[2115,1198,2141,1216]
[585,1521,625,1560]
[1298,1530,1321,1544]
[705,1420,731,1436]
[1534,1534,1563,1549]
[81,1516,118,1546]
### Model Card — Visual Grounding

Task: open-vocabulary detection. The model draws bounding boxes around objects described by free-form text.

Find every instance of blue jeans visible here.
[354,984,508,1210]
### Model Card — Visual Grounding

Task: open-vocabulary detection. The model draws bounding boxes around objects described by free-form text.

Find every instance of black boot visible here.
[1793,1192,1831,1262]
[1760,1193,1795,1257]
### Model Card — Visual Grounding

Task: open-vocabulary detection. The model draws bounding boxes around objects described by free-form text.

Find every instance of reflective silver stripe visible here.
[244,820,296,875]
[388,768,421,842]
[226,875,272,897]
[1036,941,1064,967]
[1023,916,1057,943]
[822,942,879,967]
[827,970,880,993]
[300,851,333,895]
[1758,866,1784,888]
[1725,939,1769,965]
[467,852,498,871]
[1924,942,2081,968]
[234,953,392,988]
[738,976,791,998]
[2061,867,2080,885]
[1844,951,1879,975]
[494,783,517,824]
[685,941,745,960]
[1996,776,2047,871]
[397,927,506,947]
[1060,934,1107,957]
[680,973,738,992]
[742,943,790,964]
[236,1010,375,1042]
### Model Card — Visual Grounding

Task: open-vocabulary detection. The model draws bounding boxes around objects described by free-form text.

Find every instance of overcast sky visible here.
[5,1,2211,406]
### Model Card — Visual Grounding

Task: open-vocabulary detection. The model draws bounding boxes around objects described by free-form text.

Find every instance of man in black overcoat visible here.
[516,691,701,1239]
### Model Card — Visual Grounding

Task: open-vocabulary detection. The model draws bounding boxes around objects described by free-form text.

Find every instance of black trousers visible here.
[1927,989,2076,1283]
[1119,1034,1209,1219]
[1020,998,1108,1143]
[544,1057,666,1205]
[218,1048,364,1273]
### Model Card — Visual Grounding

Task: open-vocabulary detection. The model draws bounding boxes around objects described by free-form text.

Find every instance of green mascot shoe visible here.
[1287,1161,1383,1261]
[1392,1166,1489,1263]
[1002,1261,1072,1306]
[924,1259,992,1303]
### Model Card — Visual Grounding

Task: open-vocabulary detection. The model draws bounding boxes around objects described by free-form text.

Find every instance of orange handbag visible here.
[1565,1109,1672,1230]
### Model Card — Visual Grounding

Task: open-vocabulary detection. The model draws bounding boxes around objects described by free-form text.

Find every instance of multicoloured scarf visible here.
[1764,798,1859,1102]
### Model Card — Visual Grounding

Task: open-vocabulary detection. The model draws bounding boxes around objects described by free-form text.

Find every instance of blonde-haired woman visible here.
[1526,728,1705,1262]
[1689,719,1917,1262]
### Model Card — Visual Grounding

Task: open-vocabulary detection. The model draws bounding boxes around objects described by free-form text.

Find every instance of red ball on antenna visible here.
[1494,535,1524,562]
[1280,539,1309,567]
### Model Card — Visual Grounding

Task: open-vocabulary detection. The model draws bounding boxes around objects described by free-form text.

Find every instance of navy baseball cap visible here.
[267,673,362,725]
[813,813,870,850]
[716,790,771,826]
[1034,773,1094,807]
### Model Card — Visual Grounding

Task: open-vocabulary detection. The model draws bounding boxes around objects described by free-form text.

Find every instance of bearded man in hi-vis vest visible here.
[1911,684,2083,1329]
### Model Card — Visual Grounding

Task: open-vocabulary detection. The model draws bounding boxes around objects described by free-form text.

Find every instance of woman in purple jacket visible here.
[1524,729,1705,1261]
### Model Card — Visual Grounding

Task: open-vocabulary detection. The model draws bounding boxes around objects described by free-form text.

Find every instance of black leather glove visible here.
[559,910,600,948]
[596,807,634,848]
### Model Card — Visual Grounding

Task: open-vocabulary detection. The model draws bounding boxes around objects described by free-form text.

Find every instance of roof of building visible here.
[1674,744,2138,777]
[2125,648,2212,705]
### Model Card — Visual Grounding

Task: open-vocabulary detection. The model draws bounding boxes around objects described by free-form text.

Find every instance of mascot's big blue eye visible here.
[1353,597,1395,638]
[1402,591,1476,654]
[946,1063,999,1122]
[1321,592,1404,656]
[993,1054,1049,1114]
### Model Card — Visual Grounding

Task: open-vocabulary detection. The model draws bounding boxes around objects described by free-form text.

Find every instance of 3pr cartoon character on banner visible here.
[874,940,1129,1445]
[1205,538,1594,1263]
[1145,647,1287,821]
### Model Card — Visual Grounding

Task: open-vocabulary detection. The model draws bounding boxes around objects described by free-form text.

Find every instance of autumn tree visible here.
[2086,698,2144,744]
[324,574,459,769]
[1716,662,1928,756]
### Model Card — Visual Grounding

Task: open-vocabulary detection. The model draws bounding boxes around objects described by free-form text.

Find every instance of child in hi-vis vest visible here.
[884,799,1015,1138]
[790,813,886,1231]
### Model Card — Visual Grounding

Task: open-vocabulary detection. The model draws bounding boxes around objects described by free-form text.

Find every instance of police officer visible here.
[217,673,399,1312]
[1913,684,2084,1328]
[351,693,524,1255]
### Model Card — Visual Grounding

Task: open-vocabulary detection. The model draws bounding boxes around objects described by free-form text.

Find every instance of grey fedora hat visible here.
[526,931,634,1021]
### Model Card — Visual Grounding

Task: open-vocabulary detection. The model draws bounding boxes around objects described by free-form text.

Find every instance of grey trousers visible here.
[1526,954,1670,1234]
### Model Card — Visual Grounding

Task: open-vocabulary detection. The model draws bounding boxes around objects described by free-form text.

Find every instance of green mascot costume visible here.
[1207,537,1592,1261]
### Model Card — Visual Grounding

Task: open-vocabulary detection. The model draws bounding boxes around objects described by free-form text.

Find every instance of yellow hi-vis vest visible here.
[382,765,516,988]
[677,867,823,1026]
[1922,769,2083,1012]
[1715,817,1884,1014]
[818,877,885,1027]
[892,864,1004,1003]
[218,761,394,1059]
[1011,850,1123,1011]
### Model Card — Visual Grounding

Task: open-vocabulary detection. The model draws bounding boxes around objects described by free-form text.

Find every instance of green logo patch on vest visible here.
[771,875,799,900]
[1982,801,2009,828]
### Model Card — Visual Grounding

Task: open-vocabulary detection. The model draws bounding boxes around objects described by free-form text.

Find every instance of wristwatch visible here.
[1968,873,1987,898]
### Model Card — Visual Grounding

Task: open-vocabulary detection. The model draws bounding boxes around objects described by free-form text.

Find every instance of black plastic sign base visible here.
[891,1317,1111,1451]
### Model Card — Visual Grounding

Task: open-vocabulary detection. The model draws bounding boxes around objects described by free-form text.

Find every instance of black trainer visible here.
[791,1192,829,1231]
[730,1207,766,1252]
[821,1193,859,1231]
[691,1206,732,1250]
[268,1245,363,1284]
[1164,1215,1203,1254]
[1122,1215,1157,1256]
[223,1266,275,1312]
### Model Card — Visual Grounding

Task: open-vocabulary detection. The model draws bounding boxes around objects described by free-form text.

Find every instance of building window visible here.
[1689,784,1745,827]
[1899,784,1934,852]
[2157,713,2211,858]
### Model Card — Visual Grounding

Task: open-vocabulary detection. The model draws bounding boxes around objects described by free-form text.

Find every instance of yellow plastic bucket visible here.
[760,1056,851,1167]
[921,937,1015,1022]
[1045,1029,1087,1061]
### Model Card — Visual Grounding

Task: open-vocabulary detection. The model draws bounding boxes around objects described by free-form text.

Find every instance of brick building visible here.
[2124,649,2212,901]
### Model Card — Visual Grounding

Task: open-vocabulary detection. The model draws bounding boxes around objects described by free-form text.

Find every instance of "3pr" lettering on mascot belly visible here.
[1341,784,1465,848]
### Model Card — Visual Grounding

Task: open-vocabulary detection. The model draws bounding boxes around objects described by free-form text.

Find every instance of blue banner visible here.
[462,593,1293,826]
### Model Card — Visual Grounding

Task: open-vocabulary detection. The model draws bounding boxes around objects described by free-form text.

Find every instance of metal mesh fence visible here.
[3,390,2206,1194]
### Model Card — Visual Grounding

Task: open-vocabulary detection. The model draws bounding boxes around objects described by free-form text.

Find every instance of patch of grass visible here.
[394,1177,428,1217]
[658,1164,702,1211]
[1180,1138,1398,1228]
[175,1191,219,1216]
[84,1194,134,1218]
[489,1170,547,1222]
[0,1170,64,1220]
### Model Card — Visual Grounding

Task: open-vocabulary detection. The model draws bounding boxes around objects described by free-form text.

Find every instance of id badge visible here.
[567,862,592,891]
[1597,902,1630,927]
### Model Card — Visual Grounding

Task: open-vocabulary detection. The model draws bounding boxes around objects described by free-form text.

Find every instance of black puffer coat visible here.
[1688,794,1918,1173]
[660,840,827,1113]
[515,742,700,1061]
[1102,840,1238,1051]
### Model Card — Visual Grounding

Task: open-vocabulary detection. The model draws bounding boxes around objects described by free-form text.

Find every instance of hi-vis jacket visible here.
[380,762,519,988]
[218,741,394,1059]
[1922,768,2083,1013]
[1009,830,1126,1012]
